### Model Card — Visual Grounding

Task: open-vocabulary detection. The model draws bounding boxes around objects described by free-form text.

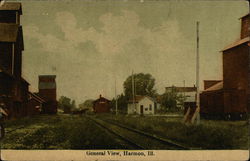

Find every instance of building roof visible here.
[221,36,250,52]
[21,78,30,85]
[165,86,197,92]
[203,80,223,90]
[39,75,56,78]
[0,23,19,42]
[28,92,45,103]
[128,95,156,103]
[93,95,111,103]
[0,2,22,14]
[239,13,249,19]
[203,81,223,92]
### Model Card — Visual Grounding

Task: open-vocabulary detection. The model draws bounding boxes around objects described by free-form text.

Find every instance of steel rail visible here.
[103,118,190,150]
[87,116,145,149]
[88,116,191,150]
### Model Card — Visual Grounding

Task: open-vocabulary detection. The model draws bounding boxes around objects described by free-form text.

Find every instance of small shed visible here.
[93,95,111,113]
[127,95,158,115]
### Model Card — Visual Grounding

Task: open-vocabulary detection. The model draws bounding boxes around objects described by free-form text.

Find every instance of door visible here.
[140,105,143,114]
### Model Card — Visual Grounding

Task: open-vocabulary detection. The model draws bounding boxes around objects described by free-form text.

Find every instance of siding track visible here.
[87,116,190,150]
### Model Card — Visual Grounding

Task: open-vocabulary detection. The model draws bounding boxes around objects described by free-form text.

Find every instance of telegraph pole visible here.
[183,80,186,97]
[195,21,200,124]
[115,78,118,115]
[132,71,136,112]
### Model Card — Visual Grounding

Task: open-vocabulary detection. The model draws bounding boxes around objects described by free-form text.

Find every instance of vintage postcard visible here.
[0,0,249,160]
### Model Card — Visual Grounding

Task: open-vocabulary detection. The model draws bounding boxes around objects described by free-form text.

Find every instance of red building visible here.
[0,2,29,118]
[0,2,45,119]
[200,14,249,120]
[38,75,57,114]
[93,95,111,113]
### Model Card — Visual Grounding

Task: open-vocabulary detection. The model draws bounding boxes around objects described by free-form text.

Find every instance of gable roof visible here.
[0,23,19,42]
[239,13,249,19]
[203,81,223,92]
[93,96,111,103]
[128,95,156,103]
[221,37,250,52]
[0,2,22,14]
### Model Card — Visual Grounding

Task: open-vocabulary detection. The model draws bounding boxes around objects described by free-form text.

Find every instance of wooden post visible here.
[115,78,118,115]
[132,71,136,114]
[183,107,191,123]
[195,21,200,125]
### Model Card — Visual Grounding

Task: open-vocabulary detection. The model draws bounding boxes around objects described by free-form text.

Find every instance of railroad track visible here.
[4,126,27,134]
[87,116,190,150]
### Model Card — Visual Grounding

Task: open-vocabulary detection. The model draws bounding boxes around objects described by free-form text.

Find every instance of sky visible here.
[12,0,248,104]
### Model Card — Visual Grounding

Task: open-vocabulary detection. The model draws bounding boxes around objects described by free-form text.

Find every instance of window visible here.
[149,104,152,111]
[145,108,148,111]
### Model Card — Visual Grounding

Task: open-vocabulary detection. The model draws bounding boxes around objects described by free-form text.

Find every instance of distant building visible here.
[39,75,57,114]
[165,86,197,109]
[127,95,158,115]
[200,13,249,120]
[93,95,111,113]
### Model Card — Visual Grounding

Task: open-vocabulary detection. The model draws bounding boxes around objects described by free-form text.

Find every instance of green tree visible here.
[123,73,156,99]
[110,94,128,114]
[58,96,76,114]
[79,99,94,110]
[160,87,186,112]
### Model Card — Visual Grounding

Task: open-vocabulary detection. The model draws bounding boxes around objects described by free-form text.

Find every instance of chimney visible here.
[99,94,102,98]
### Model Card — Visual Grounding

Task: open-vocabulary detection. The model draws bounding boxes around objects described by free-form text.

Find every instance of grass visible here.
[1,114,248,149]
[96,114,249,149]
[1,114,130,149]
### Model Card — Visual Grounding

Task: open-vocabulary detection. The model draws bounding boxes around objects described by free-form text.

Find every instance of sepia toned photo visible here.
[0,0,249,160]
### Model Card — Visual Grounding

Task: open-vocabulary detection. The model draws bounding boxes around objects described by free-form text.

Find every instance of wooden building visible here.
[27,92,45,116]
[166,86,197,110]
[0,2,46,118]
[0,2,29,119]
[127,95,158,115]
[93,95,111,113]
[200,14,249,120]
[38,75,57,114]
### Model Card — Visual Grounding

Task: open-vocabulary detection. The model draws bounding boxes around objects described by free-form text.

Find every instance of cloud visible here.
[52,10,190,58]
[24,10,193,101]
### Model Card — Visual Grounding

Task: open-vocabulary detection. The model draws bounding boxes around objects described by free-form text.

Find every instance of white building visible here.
[127,95,160,115]
[165,86,197,109]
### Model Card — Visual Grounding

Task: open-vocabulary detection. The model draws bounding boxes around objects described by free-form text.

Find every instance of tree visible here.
[160,87,186,112]
[123,73,156,99]
[110,94,128,114]
[78,99,94,110]
[58,96,77,114]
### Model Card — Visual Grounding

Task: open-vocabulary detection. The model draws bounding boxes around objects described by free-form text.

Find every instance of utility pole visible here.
[183,80,186,97]
[195,21,200,125]
[115,78,118,115]
[132,70,136,113]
